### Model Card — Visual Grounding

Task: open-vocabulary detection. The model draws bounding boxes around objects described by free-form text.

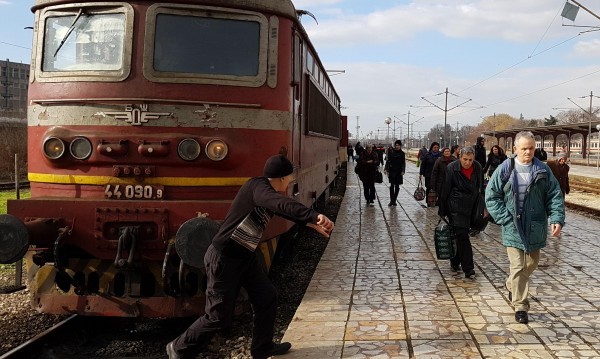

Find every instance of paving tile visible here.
[407,320,471,340]
[344,320,407,341]
[478,344,553,358]
[282,341,344,358]
[411,340,482,358]
[342,341,410,358]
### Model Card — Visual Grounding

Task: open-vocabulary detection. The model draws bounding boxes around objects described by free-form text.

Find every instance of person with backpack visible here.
[485,131,564,324]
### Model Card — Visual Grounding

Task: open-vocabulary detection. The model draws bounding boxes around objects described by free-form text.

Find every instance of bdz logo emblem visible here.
[95,105,171,126]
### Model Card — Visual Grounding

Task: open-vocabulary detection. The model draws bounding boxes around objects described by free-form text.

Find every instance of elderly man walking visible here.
[485,131,565,324]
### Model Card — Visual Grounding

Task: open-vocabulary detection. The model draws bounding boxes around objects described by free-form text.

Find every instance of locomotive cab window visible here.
[35,3,133,82]
[144,4,269,86]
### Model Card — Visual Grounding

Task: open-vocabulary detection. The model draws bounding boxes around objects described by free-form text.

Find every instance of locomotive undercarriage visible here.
[2,197,278,317]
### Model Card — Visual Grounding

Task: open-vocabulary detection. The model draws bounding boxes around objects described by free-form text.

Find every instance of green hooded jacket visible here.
[485,157,565,253]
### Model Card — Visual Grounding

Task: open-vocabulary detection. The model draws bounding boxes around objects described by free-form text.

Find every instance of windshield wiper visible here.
[53,8,85,58]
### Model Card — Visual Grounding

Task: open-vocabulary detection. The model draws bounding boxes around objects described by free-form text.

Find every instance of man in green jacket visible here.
[485,131,565,324]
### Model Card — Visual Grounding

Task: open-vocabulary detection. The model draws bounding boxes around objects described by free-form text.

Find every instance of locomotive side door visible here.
[291,33,303,194]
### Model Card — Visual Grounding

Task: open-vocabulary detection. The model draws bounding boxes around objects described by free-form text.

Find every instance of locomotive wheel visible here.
[0,214,30,264]
[175,217,220,270]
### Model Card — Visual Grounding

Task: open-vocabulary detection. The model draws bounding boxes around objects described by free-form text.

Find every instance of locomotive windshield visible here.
[43,12,126,71]
[153,14,260,76]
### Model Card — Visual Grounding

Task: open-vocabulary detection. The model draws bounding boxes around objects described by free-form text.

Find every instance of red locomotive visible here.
[0,0,341,317]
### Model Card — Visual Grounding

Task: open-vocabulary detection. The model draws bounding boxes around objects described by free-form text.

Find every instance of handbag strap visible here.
[418,176,423,187]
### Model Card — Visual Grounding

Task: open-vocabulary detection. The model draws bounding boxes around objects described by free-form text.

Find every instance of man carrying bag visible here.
[437,147,483,279]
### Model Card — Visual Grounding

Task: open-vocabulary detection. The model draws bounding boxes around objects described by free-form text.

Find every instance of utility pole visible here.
[415,88,472,148]
[395,110,424,149]
[356,116,360,142]
[567,91,599,165]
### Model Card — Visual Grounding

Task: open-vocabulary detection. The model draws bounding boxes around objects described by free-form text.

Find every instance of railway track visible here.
[570,179,600,195]
[0,315,79,359]
[0,181,29,191]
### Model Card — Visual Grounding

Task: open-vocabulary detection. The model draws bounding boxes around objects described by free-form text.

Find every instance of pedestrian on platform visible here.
[450,145,460,160]
[547,152,570,197]
[347,144,355,162]
[430,147,455,206]
[358,144,380,206]
[166,155,334,359]
[355,141,364,159]
[534,147,548,161]
[474,137,486,166]
[483,145,508,179]
[419,142,441,204]
[438,146,483,279]
[485,131,564,324]
[384,140,406,206]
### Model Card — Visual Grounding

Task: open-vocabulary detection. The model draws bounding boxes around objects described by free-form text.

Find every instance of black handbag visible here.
[469,192,489,236]
[413,176,425,201]
[434,218,455,260]
[375,170,383,184]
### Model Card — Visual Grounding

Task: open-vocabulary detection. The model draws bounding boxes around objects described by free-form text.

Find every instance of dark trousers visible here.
[363,179,376,202]
[450,227,474,273]
[388,173,403,203]
[424,176,432,200]
[172,244,277,357]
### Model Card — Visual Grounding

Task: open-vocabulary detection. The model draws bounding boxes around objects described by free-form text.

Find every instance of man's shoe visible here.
[451,263,460,272]
[388,202,394,207]
[464,269,475,279]
[253,342,292,359]
[515,311,528,324]
[166,341,182,359]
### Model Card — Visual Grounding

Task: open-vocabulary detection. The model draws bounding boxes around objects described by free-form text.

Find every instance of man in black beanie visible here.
[167,155,334,359]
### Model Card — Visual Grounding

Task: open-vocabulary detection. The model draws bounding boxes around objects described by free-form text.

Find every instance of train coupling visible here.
[0,215,63,264]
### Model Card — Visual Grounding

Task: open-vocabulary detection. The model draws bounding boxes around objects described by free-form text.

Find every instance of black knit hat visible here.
[394,140,402,146]
[263,155,294,178]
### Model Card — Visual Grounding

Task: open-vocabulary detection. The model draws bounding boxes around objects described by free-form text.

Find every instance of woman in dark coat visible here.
[419,142,441,202]
[430,147,455,205]
[438,146,483,279]
[482,145,508,178]
[358,144,380,206]
[384,140,406,206]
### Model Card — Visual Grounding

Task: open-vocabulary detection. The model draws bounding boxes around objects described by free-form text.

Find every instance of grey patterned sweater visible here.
[212,177,319,253]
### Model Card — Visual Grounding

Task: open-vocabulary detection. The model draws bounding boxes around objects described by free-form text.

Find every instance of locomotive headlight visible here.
[205,140,228,161]
[69,137,93,160]
[43,137,66,160]
[177,138,201,161]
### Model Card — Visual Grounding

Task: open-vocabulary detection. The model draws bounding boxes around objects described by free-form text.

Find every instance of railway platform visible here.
[281,161,600,358]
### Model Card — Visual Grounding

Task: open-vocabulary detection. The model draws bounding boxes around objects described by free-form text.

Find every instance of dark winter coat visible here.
[430,156,455,195]
[385,149,406,183]
[358,150,380,182]
[419,151,441,178]
[438,160,483,229]
[483,153,508,178]
[547,160,570,195]
[534,148,548,161]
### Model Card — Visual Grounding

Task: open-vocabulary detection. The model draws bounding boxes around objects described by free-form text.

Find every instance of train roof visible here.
[32,0,297,18]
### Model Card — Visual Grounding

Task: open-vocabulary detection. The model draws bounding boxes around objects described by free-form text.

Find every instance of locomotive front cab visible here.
[1,0,307,317]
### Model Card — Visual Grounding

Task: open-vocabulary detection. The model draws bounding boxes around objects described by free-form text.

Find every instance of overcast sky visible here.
[2,1,600,142]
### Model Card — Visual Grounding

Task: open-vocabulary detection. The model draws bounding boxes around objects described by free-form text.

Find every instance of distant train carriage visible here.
[0,0,341,317]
